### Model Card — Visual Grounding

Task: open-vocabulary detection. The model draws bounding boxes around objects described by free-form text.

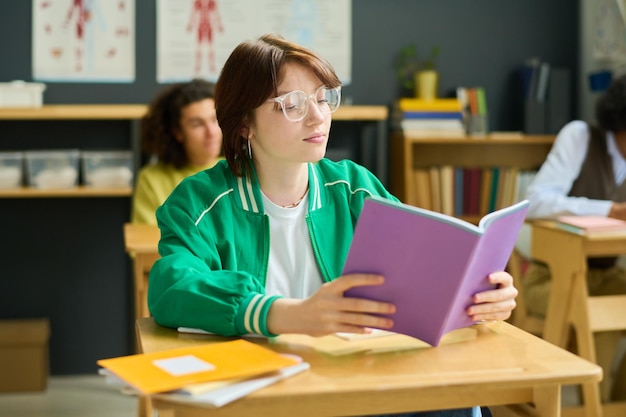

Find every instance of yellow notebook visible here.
[97,339,298,394]
[398,98,461,112]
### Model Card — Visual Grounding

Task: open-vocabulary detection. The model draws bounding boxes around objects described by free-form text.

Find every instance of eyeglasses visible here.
[269,86,341,122]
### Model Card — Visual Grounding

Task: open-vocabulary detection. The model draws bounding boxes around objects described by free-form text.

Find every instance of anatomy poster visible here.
[32,0,135,82]
[593,0,626,62]
[157,0,351,84]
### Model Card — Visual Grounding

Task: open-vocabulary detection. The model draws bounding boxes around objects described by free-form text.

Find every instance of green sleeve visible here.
[148,187,275,337]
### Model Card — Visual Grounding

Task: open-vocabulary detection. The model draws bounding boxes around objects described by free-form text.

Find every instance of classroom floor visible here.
[0,375,582,417]
[0,375,136,417]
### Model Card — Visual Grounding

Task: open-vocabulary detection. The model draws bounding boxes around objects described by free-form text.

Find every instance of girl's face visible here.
[247,62,332,170]
[175,98,223,166]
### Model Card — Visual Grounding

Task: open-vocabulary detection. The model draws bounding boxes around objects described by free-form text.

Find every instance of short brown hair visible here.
[215,34,341,176]
[141,79,216,169]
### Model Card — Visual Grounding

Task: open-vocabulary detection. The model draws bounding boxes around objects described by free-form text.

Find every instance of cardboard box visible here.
[0,318,50,392]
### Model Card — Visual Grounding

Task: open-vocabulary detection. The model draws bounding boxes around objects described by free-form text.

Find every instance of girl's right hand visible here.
[266,274,396,336]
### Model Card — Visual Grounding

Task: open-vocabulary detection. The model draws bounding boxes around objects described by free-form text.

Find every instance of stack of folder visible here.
[393,98,465,137]
[98,339,309,408]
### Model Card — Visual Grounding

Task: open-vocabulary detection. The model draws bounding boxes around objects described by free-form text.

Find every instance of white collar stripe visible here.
[310,165,321,210]
[315,171,322,209]
[324,180,374,197]
[245,177,259,213]
[237,178,249,211]
[194,189,233,226]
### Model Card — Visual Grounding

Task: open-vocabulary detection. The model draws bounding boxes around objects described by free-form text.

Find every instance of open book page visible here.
[335,328,397,340]
[343,197,529,346]
[343,197,481,346]
[273,327,477,356]
[442,200,530,337]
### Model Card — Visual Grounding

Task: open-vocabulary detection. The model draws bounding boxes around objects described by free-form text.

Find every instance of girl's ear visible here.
[239,126,249,139]
[173,129,184,143]
[240,121,255,140]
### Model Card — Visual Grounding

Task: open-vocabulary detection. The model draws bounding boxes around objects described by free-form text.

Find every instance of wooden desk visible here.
[531,221,626,417]
[136,318,600,417]
[123,223,160,321]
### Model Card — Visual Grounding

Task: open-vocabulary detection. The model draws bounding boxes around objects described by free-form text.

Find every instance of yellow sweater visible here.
[131,161,219,225]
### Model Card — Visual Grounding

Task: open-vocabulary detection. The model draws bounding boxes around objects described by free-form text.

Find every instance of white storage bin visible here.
[0,81,46,108]
[25,150,80,189]
[81,150,133,188]
[0,152,24,189]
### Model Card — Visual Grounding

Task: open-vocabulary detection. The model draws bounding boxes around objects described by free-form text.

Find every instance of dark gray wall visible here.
[1,1,579,128]
[348,1,579,130]
[0,1,578,374]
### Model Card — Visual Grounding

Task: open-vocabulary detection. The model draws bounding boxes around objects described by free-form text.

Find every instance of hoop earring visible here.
[247,139,252,159]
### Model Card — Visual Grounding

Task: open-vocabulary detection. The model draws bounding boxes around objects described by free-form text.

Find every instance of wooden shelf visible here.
[0,104,388,197]
[0,104,387,121]
[0,186,132,198]
[390,132,555,214]
[0,105,145,198]
[402,134,554,145]
[0,104,148,120]
[333,105,388,120]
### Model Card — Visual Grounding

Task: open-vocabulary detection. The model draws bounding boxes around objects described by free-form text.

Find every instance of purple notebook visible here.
[343,197,529,346]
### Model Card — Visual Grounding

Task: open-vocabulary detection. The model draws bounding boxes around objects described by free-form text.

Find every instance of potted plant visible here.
[395,43,441,99]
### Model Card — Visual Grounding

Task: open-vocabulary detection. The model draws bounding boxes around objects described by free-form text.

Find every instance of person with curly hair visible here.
[131,79,223,225]
[523,74,626,402]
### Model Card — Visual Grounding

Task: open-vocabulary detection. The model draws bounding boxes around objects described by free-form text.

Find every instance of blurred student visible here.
[524,74,626,401]
[148,34,517,417]
[131,79,223,225]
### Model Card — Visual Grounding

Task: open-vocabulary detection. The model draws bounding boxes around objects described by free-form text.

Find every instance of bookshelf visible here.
[390,132,555,223]
[0,105,145,198]
[0,104,388,197]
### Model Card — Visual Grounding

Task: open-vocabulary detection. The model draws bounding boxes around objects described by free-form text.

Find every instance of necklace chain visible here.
[280,186,309,208]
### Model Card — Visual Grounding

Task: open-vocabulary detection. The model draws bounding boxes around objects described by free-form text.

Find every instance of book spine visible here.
[454,168,464,216]
[402,111,464,120]
[414,168,432,210]
[400,119,465,130]
[440,165,454,216]
[401,129,466,138]
[488,168,500,213]
[479,168,492,215]
[398,98,461,112]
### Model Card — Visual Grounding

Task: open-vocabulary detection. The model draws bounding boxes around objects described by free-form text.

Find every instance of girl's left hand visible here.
[467,271,518,322]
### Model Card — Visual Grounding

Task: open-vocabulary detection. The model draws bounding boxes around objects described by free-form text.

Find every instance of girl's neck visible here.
[255,162,309,208]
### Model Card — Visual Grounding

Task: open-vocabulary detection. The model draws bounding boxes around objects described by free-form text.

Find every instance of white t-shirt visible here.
[261,192,323,298]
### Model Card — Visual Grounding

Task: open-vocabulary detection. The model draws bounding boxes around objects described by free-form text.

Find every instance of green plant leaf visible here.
[394,43,441,90]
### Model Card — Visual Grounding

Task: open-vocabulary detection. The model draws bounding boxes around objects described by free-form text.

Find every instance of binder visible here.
[547,68,571,134]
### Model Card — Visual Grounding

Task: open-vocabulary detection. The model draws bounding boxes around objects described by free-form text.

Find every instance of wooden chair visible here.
[123,223,160,417]
[123,223,161,322]
[531,222,626,417]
